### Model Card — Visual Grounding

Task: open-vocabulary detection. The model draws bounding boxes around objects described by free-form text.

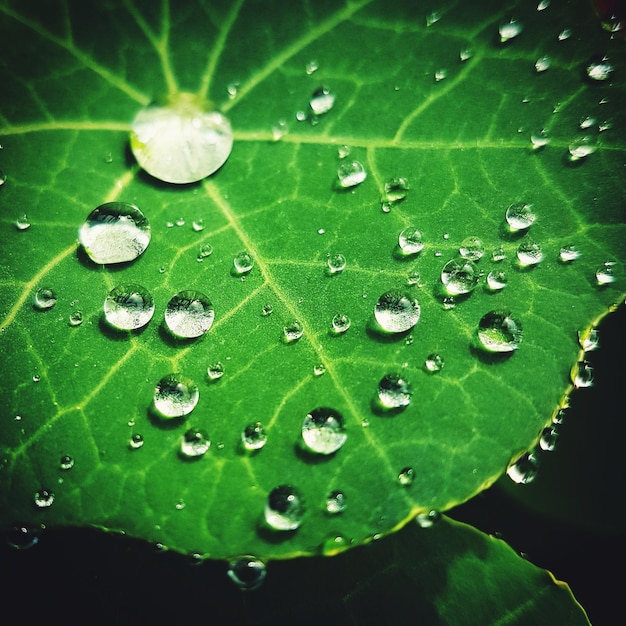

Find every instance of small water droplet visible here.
[585,55,614,81]
[227,81,239,99]
[158,265,167,274]
[32,374,40,383]
[59,455,74,470]
[557,28,572,41]
[6,524,40,550]
[476,311,523,353]
[398,467,415,485]
[553,408,567,425]
[499,18,523,42]
[78,202,150,265]
[384,177,410,203]
[486,270,508,292]
[233,251,254,275]
[568,135,598,161]
[434,68,447,82]
[398,227,424,255]
[534,55,551,72]
[295,110,307,122]
[152,373,199,418]
[175,499,186,510]
[440,259,480,295]
[192,218,205,232]
[207,361,224,380]
[558,244,580,263]
[301,407,347,455]
[309,86,335,116]
[15,213,31,231]
[327,253,346,274]
[242,422,268,451]
[0,170,6,186]
[331,313,351,334]
[424,353,444,373]
[426,10,442,27]
[374,291,420,333]
[283,320,304,342]
[442,296,455,310]
[197,243,213,262]
[378,373,412,409]
[313,363,326,376]
[272,119,288,141]
[416,510,441,527]
[130,93,233,184]
[579,115,596,131]
[264,485,305,531]
[459,236,485,261]
[305,59,319,75]
[34,489,54,508]
[530,128,550,149]
[325,490,347,515]
[459,48,473,62]
[491,246,506,262]
[180,428,210,457]
[337,160,366,188]
[595,261,615,285]
[516,239,543,266]
[537,0,550,10]
[175,217,185,227]
[572,360,594,388]
[539,426,559,451]
[129,433,144,449]
[227,555,267,590]
[69,311,83,327]
[164,290,214,339]
[34,287,57,311]
[261,303,273,317]
[406,270,421,287]
[103,284,155,331]
[507,452,539,484]
[505,202,535,231]
[578,328,599,352]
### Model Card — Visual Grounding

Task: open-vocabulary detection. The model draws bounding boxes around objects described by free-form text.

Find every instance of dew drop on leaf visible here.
[384,176,410,203]
[241,422,267,451]
[32,374,40,383]
[6,524,40,550]
[505,202,535,231]
[476,311,523,353]
[486,270,508,292]
[578,328,600,352]
[377,373,412,409]
[327,253,346,274]
[491,246,506,262]
[264,485,305,531]
[301,407,347,455]
[180,428,210,458]
[398,467,415,486]
[313,363,326,376]
[499,18,523,42]
[0,170,6,186]
[129,433,144,450]
[325,490,347,515]
[516,239,543,266]
[440,259,480,295]
[568,135,598,161]
[426,10,441,27]
[406,270,421,286]
[197,243,213,262]
[557,28,572,41]
[374,291,420,333]
[305,59,319,75]
[416,510,441,528]
[579,115,596,130]
[15,213,30,231]
[103,284,155,331]
[331,313,351,334]
[152,374,199,418]
[207,361,224,380]
[271,119,288,141]
[68,310,83,327]
[537,0,550,10]
[233,251,254,275]
[559,244,581,263]
[261,303,273,317]
[572,361,594,388]
[459,48,472,61]
[539,427,559,452]
[130,93,233,184]
[398,227,424,255]
[530,128,550,150]
[424,353,445,373]
[309,86,335,116]
[33,287,57,311]
[507,453,539,484]
[164,290,214,339]
[33,489,54,508]
[227,556,267,591]
[59,455,74,470]
[534,55,551,72]
[595,261,616,285]
[434,68,447,82]
[585,55,614,81]
[459,236,485,261]
[337,160,366,188]
[192,218,205,232]
[283,320,304,342]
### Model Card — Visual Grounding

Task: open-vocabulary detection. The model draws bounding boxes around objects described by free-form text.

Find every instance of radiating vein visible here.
[0,121,130,136]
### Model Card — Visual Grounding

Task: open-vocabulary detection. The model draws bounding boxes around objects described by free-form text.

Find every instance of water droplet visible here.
[516,239,543,266]
[486,270,508,292]
[78,202,151,265]
[440,259,480,295]
[261,303,273,317]
[175,499,186,510]
[129,433,144,449]
[507,452,539,484]
[459,236,485,261]
[130,93,233,184]
[207,361,224,380]
[158,265,167,274]
[164,290,214,339]
[579,115,596,131]
[103,284,155,331]
[374,291,420,333]
[68,310,83,327]
[264,485,305,531]
[313,363,326,376]
[405,270,421,287]
[383,177,410,203]
[553,408,567,425]
[442,296,455,310]
[434,68,447,82]
[301,407,347,455]
[6,524,40,550]
[537,0,550,10]
[568,135,598,160]
[180,428,210,457]
[476,311,523,353]
[227,556,267,590]
[325,490,347,514]
[192,218,205,232]
[539,427,559,451]
[586,55,614,81]
[459,48,473,62]
[32,374,40,383]
[595,261,616,285]
[59,455,74,470]
[196,243,214,262]
[534,55,551,72]
[424,353,444,373]
[426,10,442,27]
[505,202,535,231]
[309,86,336,116]
[530,128,550,150]
[398,467,415,485]
[227,81,239,99]
[152,373,199,418]
[0,170,6,186]
[572,360,594,388]
[337,160,366,188]
[305,59,319,75]
[558,244,580,263]
[398,227,424,255]
[295,110,307,122]
[491,246,506,262]
[377,373,412,409]
[499,18,523,42]
[283,320,304,342]
[331,313,351,334]
[34,287,57,311]
[175,217,185,227]
[271,119,288,141]
[233,251,254,275]
[416,510,441,528]
[34,489,54,508]
[578,328,599,352]
[557,28,572,41]
[242,421,268,451]
[15,213,31,231]
[327,253,346,274]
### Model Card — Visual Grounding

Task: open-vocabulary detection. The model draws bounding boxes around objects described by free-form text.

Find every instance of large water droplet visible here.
[516,239,543,266]
[34,287,57,311]
[309,86,335,116]
[374,291,420,333]
[325,490,347,515]
[595,261,615,285]
[585,55,614,81]
[153,373,199,418]
[378,373,412,409]
[264,485,305,531]
[130,93,233,184]
[459,236,485,261]
[476,311,523,353]
[78,202,151,265]
[331,313,351,334]
[539,426,559,452]
[486,270,508,292]
[180,428,210,457]
[398,227,424,255]
[34,489,54,508]
[227,556,267,591]
[164,290,214,339]
[440,259,480,295]
[505,202,535,231]
[283,320,304,342]
[233,251,254,275]
[242,422,267,451]
[499,18,523,42]
[337,160,366,188]
[507,452,539,484]
[301,407,347,455]
[103,284,155,331]
[568,135,598,161]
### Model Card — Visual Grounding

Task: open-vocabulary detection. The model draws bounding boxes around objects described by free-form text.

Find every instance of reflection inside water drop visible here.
[227,555,267,590]
[264,485,305,531]
[301,407,347,455]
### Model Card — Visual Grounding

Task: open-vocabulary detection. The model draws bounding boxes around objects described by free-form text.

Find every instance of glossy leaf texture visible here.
[0,0,624,560]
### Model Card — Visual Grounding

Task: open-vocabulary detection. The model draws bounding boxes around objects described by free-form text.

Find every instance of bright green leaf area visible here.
[0,0,624,561]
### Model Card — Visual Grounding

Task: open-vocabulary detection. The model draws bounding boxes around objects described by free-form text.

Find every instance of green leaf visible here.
[0,0,624,562]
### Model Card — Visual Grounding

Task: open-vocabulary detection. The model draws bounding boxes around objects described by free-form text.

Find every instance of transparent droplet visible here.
[34,287,57,311]
[0,170,6,186]
[130,93,233,184]
[103,284,155,331]
[68,310,83,327]
[233,251,254,275]
[305,59,319,75]
[32,374,40,383]
[459,236,484,261]
[271,119,288,141]
[568,135,598,160]
[153,373,199,418]
[499,18,523,42]
[378,373,412,409]
[398,227,424,255]
[440,259,480,295]
[601,15,625,33]
[59,455,74,470]
[424,353,444,373]
[295,110,307,122]
[486,270,508,291]
[227,556,267,591]
[416,510,441,528]
[459,48,473,62]
[264,485,305,531]
[579,115,597,131]
[516,240,543,266]
[325,490,347,515]
[301,407,347,455]
[175,217,185,227]
[578,328,600,352]
[206,361,224,381]
[398,467,415,486]
[129,433,144,449]
[197,243,213,261]
[180,428,210,458]
[6,524,40,550]
[15,213,31,231]
[434,68,447,82]
[476,310,523,353]
[505,202,535,231]
[242,422,268,451]
[34,489,54,508]
[586,55,614,81]
[383,177,410,203]
[164,290,214,339]
[537,0,550,10]
[374,291,420,333]
[283,320,304,342]
[261,303,273,317]
[534,55,551,72]
[491,246,506,262]
[442,296,456,310]
[313,363,326,376]
[78,202,150,265]
[595,261,615,285]
[553,408,567,425]
[175,499,186,510]
[572,361,594,388]
[539,427,559,452]
[227,80,239,99]
[331,313,351,334]
[406,270,421,286]
[337,160,366,188]
[192,218,205,232]
[327,253,346,274]
[530,128,550,149]
[426,10,442,26]
[559,244,581,263]
[557,28,572,41]
[309,86,335,116]
[507,453,539,484]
